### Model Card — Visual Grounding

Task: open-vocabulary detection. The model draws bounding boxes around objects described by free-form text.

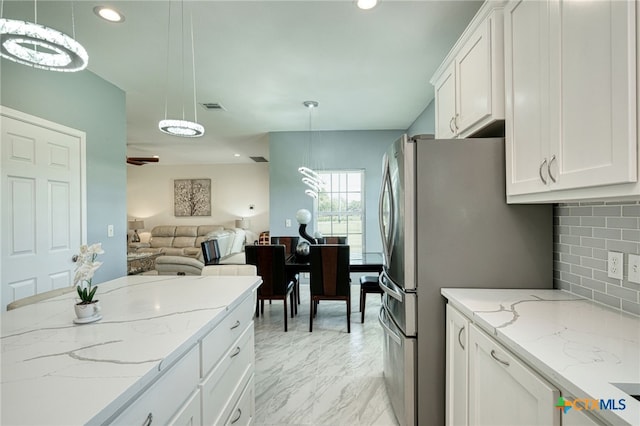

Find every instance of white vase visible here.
[74,300,101,319]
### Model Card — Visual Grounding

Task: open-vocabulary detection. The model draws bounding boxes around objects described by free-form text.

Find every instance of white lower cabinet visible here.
[110,346,200,425]
[108,292,256,425]
[468,324,560,425]
[170,390,202,426]
[445,304,469,426]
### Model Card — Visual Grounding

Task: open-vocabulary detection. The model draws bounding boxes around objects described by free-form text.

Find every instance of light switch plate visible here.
[107,224,114,237]
[629,254,640,283]
[608,251,623,280]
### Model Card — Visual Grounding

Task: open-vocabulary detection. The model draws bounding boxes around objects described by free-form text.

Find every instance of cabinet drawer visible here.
[201,294,254,377]
[169,389,201,426]
[225,375,255,426]
[201,324,254,426]
[110,345,199,425]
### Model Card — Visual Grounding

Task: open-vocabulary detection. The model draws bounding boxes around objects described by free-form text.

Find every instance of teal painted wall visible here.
[407,99,435,137]
[269,130,403,253]
[1,60,127,282]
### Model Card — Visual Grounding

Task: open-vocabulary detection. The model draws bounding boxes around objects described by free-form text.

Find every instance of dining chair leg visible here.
[296,280,300,304]
[361,291,366,323]
[261,299,265,314]
[309,297,314,332]
[290,292,295,318]
[255,297,260,318]
[284,297,288,332]
[347,296,351,333]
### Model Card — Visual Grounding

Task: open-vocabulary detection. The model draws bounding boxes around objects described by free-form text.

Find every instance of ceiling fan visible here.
[126,157,159,166]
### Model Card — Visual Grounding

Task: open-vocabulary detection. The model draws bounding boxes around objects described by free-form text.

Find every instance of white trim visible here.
[0,105,88,245]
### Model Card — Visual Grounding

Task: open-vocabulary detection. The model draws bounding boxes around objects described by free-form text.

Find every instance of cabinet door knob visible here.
[539,158,548,185]
[230,320,241,330]
[230,408,242,424]
[457,326,465,350]
[142,412,153,426]
[230,346,241,358]
[548,155,557,183]
[490,349,510,367]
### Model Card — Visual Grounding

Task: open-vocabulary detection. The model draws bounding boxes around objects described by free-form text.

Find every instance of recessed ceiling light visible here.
[356,0,378,10]
[234,154,241,158]
[93,6,125,23]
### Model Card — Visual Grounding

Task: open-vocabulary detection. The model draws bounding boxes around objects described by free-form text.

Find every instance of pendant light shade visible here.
[299,101,324,198]
[159,1,204,138]
[0,2,88,72]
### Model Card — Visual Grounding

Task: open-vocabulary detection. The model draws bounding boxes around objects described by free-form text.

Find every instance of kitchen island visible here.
[441,288,639,426]
[1,274,261,425]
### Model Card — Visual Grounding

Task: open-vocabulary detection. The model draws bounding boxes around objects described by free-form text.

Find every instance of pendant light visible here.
[158,0,204,138]
[298,101,324,199]
[0,0,88,72]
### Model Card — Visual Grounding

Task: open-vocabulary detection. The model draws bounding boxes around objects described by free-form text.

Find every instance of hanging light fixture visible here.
[0,0,88,72]
[158,0,204,138]
[298,101,325,199]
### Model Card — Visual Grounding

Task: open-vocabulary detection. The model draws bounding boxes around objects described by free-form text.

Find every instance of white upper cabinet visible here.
[506,0,638,202]
[431,1,505,139]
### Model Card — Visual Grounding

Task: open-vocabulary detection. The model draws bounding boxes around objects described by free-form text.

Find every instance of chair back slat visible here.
[245,244,287,297]
[310,244,350,297]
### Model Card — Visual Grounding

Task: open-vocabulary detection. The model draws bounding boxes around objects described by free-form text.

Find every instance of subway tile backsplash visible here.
[554,202,640,317]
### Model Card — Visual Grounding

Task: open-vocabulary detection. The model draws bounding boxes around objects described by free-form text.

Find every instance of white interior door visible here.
[1,107,86,310]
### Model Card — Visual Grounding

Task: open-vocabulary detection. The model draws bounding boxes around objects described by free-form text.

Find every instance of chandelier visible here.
[298,101,325,199]
[158,0,204,138]
[0,1,88,72]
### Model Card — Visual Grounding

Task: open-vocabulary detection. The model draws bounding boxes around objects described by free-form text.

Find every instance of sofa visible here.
[129,225,251,275]
[131,225,246,258]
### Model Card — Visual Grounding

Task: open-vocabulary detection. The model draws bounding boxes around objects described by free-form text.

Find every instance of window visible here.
[315,170,365,255]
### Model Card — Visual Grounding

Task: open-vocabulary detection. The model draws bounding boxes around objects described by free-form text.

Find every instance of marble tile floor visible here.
[253,284,400,426]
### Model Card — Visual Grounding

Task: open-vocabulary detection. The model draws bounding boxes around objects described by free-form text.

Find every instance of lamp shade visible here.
[235,219,251,230]
[129,220,144,231]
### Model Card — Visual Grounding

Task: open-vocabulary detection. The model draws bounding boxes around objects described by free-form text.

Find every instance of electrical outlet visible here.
[107,224,114,237]
[629,254,640,284]
[608,251,623,280]
[285,219,292,227]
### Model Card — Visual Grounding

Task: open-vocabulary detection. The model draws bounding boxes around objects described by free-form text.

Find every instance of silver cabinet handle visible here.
[457,326,465,350]
[230,346,241,358]
[449,116,456,133]
[142,412,153,426]
[539,158,548,185]
[548,154,557,183]
[490,349,510,367]
[230,320,241,330]
[454,113,459,130]
[230,408,242,424]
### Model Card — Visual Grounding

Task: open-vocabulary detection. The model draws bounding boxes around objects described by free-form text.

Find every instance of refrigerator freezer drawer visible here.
[380,271,417,337]
[379,307,416,426]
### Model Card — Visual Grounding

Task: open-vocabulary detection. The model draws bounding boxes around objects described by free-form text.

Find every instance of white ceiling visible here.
[3,0,482,164]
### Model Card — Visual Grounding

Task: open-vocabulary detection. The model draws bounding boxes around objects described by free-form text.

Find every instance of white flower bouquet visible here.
[73,243,104,304]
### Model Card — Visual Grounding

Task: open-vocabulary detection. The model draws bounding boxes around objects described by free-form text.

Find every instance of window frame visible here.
[313,169,366,254]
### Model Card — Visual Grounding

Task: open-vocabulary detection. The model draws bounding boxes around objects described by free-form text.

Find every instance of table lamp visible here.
[129,220,144,242]
[235,218,251,230]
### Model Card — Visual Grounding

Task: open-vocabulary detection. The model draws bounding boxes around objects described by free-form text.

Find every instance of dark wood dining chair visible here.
[271,236,300,304]
[201,239,221,265]
[309,244,351,333]
[245,244,296,331]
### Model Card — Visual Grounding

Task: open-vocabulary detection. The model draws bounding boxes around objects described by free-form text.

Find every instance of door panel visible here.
[552,0,637,189]
[1,112,84,309]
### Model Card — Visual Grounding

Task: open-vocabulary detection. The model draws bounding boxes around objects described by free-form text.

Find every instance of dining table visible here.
[285,251,383,274]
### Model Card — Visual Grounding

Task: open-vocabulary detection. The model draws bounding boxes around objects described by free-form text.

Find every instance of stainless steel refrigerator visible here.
[377,134,552,426]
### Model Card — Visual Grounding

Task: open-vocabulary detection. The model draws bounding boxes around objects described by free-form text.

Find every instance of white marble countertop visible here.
[1,275,261,425]
[441,288,640,426]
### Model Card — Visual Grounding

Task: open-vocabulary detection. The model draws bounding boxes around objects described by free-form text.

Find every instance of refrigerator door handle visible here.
[378,307,402,346]
[379,271,403,302]
[378,153,394,266]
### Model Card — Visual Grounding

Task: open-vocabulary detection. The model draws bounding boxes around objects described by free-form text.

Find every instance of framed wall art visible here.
[174,178,211,216]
